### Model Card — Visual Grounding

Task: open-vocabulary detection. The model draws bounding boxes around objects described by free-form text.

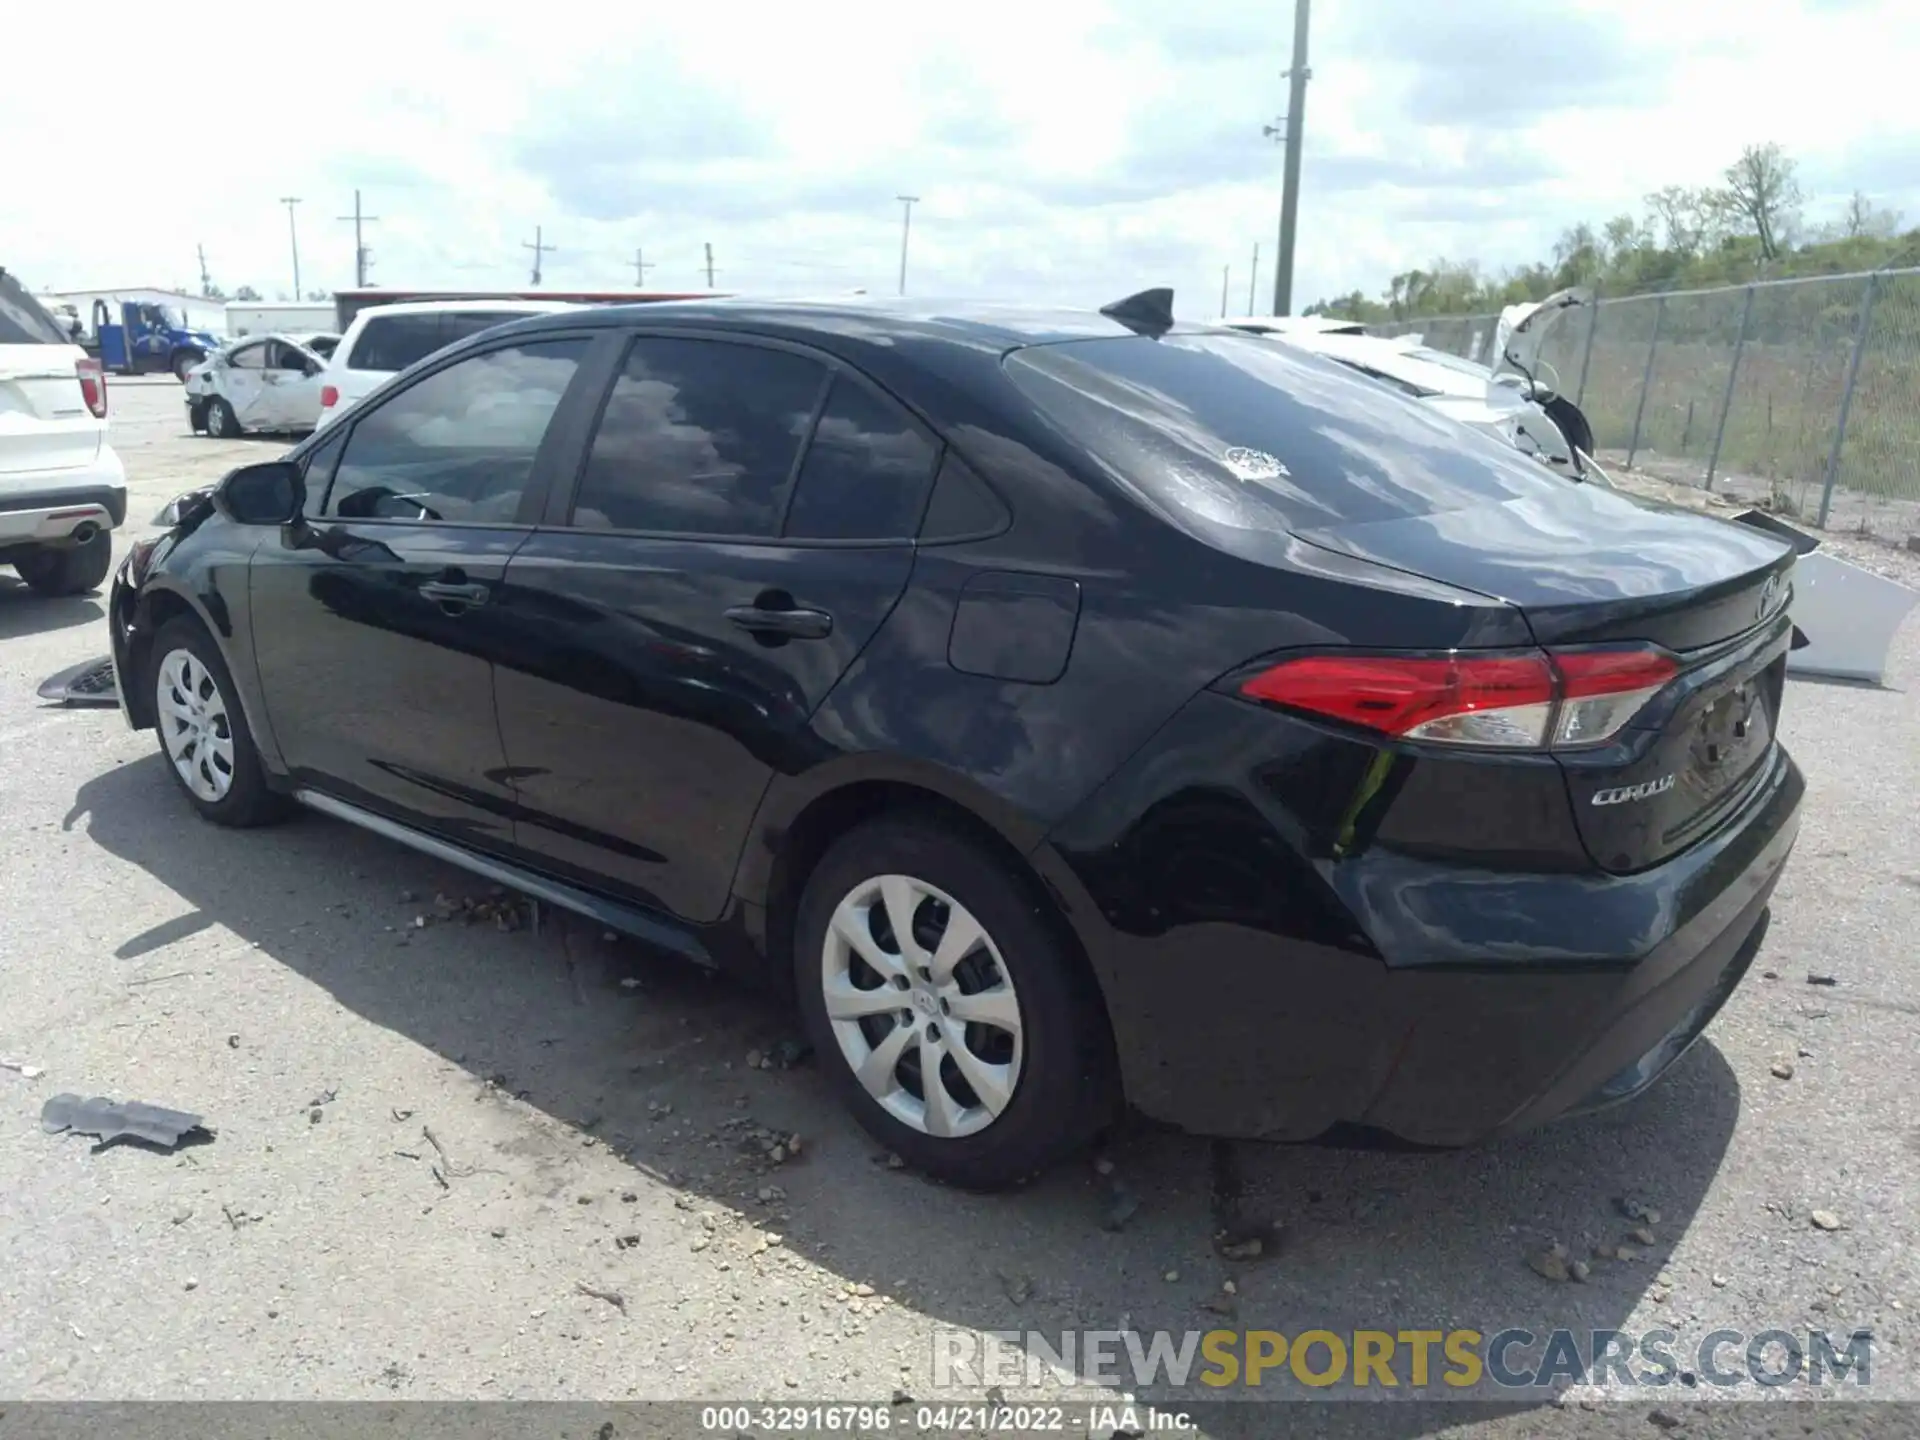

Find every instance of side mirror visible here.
[214,461,304,526]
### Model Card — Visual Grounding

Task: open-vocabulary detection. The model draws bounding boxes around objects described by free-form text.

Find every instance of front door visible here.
[261,338,324,429]
[220,341,272,428]
[495,334,938,923]
[248,335,595,846]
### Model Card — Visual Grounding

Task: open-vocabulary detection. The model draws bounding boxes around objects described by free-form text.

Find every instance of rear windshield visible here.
[0,273,70,345]
[1003,333,1552,533]
[347,311,526,372]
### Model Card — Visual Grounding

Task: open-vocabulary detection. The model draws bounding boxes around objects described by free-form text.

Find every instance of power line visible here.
[524,225,556,285]
[279,197,303,299]
[337,190,381,287]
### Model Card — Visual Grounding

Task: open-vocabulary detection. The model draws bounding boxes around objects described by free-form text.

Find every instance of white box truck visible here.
[225,302,335,339]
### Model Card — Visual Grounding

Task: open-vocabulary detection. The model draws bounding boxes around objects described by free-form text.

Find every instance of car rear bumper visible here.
[0,451,128,545]
[1043,738,1803,1147]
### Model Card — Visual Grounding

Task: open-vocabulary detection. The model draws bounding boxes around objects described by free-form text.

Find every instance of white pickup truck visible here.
[1,268,127,595]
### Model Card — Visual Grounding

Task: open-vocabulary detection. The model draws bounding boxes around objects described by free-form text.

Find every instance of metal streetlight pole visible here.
[280,197,303,298]
[1271,0,1312,316]
[896,195,920,296]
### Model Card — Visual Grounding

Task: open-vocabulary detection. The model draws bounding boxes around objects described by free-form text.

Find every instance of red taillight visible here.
[320,384,339,408]
[1239,646,1678,751]
[76,357,107,418]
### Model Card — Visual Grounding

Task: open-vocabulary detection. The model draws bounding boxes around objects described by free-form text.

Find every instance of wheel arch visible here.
[739,764,1114,1048]
[127,580,279,772]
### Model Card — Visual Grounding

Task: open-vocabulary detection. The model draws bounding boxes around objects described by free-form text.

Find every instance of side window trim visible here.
[546,327,920,546]
[318,328,609,529]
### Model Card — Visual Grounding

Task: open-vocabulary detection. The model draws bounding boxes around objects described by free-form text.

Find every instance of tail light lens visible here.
[1239,646,1678,752]
[320,385,339,409]
[76,357,107,418]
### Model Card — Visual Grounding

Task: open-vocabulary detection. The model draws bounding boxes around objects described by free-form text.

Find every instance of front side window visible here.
[228,343,267,371]
[325,339,587,524]
[570,337,827,537]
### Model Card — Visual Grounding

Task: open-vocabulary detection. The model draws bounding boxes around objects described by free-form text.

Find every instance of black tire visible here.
[793,817,1117,1190]
[204,396,240,438]
[14,531,112,596]
[147,617,291,828]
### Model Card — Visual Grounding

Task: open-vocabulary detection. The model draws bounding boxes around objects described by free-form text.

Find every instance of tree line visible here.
[1307,144,1916,323]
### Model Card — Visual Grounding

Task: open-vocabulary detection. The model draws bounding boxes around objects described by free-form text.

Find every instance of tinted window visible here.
[327,340,587,524]
[346,314,444,372]
[571,337,826,536]
[781,376,939,540]
[301,426,347,519]
[1004,334,1552,533]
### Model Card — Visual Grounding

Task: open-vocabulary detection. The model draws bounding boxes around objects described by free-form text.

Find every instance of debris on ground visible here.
[41,1094,207,1151]
[0,1058,45,1079]
[1630,1226,1657,1246]
[1615,1196,1662,1225]
[1093,1156,1116,1176]
[575,1281,627,1313]
[1569,1259,1591,1283]
[1771,1059,1796,1080]
[1806,972,1839,987]
[422,1124,492,1180]
[1001,1272,1033,1305]
[1810,1210,1844,1231]
[1527,1243,1573,1282]
[1101,1181,1141,1232]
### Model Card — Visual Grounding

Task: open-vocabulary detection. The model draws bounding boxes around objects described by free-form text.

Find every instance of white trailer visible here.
[225,302,335,339]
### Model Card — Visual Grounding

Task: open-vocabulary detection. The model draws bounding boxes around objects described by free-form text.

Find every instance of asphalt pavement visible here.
[1,377,1915,1435]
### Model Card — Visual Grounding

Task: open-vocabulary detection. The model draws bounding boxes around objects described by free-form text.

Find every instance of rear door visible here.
[248,334,595,845]
[0,276,97,476]
[494,333,937,922]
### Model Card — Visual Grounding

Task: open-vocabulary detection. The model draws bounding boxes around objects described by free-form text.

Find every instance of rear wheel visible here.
[149,618,290,828]
[793,818,1116,1189]
[13,532,112,596]
[203,396,240,438]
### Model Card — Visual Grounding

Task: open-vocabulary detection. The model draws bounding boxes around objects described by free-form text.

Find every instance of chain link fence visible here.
[1370,268,1920,541]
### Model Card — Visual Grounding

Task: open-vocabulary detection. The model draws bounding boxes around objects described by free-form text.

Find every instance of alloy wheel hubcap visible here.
[821,874,1024,1139]
[156,649,235,803]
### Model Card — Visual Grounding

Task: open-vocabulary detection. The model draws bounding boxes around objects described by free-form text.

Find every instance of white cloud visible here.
[3,0,1914,317]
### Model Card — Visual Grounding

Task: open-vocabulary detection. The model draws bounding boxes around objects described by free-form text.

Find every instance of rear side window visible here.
[782,376,939,541]
[326,339,587,523]
[346,314,445,372]
[570,337,827,537]
[1004,334,1550,533]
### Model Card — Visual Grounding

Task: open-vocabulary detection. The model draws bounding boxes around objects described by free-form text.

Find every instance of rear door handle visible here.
[420,580,491,608]
[725,604,833,640]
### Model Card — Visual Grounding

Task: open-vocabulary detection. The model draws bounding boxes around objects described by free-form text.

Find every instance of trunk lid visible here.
[1294,492,1797,872]
[0,342,100,475]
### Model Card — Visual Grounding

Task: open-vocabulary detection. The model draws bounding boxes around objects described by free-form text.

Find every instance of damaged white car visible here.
[184,334,332,438]
[1222,289,1610,487]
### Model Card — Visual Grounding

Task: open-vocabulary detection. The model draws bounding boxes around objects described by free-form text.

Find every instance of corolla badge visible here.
[1222,446,1290,482]
[1591,776,1675,807]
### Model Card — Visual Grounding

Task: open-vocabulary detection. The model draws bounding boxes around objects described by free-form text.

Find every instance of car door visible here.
[494,333,937,923]
[248,333,596,847]
[220,341,272,427]
[263,338,325,428]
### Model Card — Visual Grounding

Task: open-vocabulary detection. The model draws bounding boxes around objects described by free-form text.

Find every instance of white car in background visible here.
[314,299,577,430]
[1,268,125,595]
[1222,289,1610,486]
[184,333,333,438]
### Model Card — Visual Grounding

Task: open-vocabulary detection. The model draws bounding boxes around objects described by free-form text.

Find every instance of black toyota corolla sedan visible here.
[107,291,1803,1189]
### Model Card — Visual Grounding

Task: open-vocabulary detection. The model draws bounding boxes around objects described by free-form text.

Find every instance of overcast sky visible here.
[7,0,1915,316]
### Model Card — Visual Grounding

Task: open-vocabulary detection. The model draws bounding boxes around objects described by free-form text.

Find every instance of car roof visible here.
[497,295,1226,353]
[347,299,580,323]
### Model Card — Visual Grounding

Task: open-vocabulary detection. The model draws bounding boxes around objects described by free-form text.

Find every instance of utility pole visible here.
[336,190,380,287]
[1220,265,1231,318]
[197,243,212,297]
[279,197,303,299]
[523,226,555,285]
[895,195,920,296]
[633,248,654,287]
[1272,0,1312,316]
[1247,243,1260,313]
[704,243,716,289]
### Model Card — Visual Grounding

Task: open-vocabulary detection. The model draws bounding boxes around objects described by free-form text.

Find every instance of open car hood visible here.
[1491,287,1590,389]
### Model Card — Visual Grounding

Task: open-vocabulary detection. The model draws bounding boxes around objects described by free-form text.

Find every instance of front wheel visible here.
[203,396,240,438]
[149,618,291,828]
[13,531,112,596]
[793,818,1117,1190]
